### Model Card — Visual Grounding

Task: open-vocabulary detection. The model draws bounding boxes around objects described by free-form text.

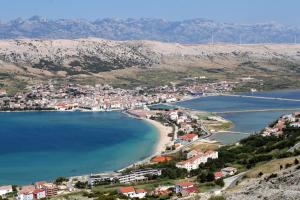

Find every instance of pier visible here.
[216,130,252,135]
[221,94,300,102]
[213,108,300,114]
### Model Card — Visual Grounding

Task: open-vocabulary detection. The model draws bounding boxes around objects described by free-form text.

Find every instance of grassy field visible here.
[206,121,234,132]
[245,155,300,178]
[190,141,221,152]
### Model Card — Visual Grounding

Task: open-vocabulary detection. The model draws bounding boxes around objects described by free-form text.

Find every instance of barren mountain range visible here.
[1,16,300,44]
[0,38,300,92]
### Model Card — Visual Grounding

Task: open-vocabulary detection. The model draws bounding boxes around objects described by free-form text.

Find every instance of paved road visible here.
[222,172,247,191]
[288,142,300,153]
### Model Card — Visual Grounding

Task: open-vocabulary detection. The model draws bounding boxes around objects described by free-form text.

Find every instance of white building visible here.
[176,151,218,171]
[119,187,147,199]
[89,169,162,185]
[18,192,33,200]
[0,185,12,197]
[169,111,178,121]
[221,167,237,176]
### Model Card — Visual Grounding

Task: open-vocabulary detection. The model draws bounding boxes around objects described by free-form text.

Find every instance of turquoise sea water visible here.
[1,89,300,185]
[0,112,158,185]
[175,90,300,144]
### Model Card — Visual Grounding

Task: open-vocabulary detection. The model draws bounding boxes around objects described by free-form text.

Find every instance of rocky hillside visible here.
[224,165,300,200]
[0,38,300,90]
[1,16,300,44]
[0,39,160,74]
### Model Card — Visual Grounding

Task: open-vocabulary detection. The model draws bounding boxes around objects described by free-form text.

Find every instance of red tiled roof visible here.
[184,186,198,193]
[214,171,223,178]
[151,156,172,163]
[136,189,146,194]
[179,133,198,141]
[33,189,45,194]
[176,182,194,188]
[119,186,135,194]
[35,181,46,186]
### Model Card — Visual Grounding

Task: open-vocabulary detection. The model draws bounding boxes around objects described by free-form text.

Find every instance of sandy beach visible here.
[143,118,173,155]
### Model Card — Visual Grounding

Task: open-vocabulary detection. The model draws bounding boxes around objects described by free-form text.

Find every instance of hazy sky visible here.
[0,0,299,26]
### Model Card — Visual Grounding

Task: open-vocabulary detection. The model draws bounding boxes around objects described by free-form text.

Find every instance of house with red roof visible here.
[17,186,35,200]
[179,133,198,142]
[35,181,46,189]
[175,182,197,196]
[119,186,147,199]
[176,150,218,171]
[214,171,223,180]
[33,189,46,199]
[18,190,34,200]
[151,156,172,163]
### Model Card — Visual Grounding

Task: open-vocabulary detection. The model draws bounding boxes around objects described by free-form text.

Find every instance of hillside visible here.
[224,163,300,200]
[0,38,300,91]
[1,17,300,44]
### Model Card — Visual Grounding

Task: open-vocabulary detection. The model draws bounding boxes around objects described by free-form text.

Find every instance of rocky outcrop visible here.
[224,166,300,200]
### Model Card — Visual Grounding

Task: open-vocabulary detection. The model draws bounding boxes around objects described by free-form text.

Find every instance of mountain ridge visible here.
[1,16,300,44]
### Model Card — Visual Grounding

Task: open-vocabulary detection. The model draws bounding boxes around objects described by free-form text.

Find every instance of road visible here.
[288,142,300,153]
[222,171,247,191]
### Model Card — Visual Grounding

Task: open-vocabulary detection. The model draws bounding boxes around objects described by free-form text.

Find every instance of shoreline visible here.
[143,118,173,156]
[117,111,173,172]
[2,88,299,185]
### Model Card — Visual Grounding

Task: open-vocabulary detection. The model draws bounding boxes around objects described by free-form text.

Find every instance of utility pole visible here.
[294,35,297,44]
[239,35,242,45]
[211,32,214,45]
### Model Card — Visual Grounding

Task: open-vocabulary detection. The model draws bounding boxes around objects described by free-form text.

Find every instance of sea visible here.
[0,112,158,185]
[0,89,300,185]
[175,89,300,144]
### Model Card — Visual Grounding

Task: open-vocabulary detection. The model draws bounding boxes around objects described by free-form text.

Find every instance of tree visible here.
[258,171,264,177]
[215,178,225,187]
[197,171,208,183]
[206,172,215,182]
[294,158,299,165]
[285,163,292,169]
[54,176,69,185]
[75,181,88,189]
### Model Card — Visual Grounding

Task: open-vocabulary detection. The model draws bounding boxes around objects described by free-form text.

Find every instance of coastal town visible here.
[0,79,240,111]
[1,74,300,200]
[0,109,300,200]
[1,77,300,200]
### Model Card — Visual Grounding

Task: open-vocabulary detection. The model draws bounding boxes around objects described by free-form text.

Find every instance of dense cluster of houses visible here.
[17,182,58,200]
[118,181,198,199]
[0,80,238,111]
[0,180,82,200]
[176,149,219,171]
[262,112,300,137]
[164,109,208,148]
